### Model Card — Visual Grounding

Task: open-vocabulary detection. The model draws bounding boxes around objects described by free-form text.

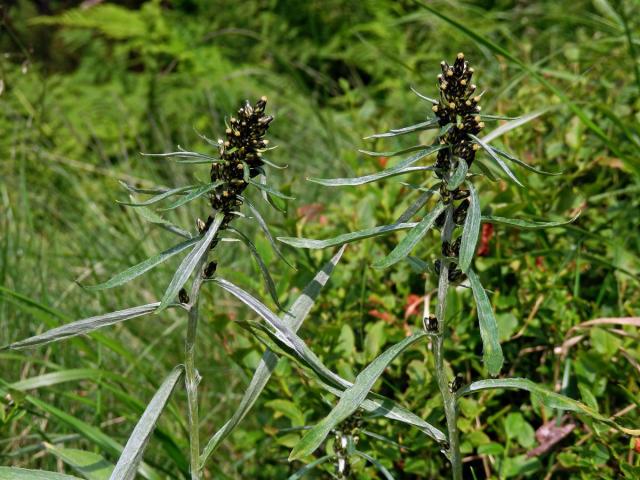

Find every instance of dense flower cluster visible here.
[432,52,483,173]
[209,97,273,226]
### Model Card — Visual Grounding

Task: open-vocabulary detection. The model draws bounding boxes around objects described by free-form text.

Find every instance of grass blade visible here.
[44,443,113,480]
[308,145,444,186]
[110,366,184,480]
[2,303,163,350]
[468,134,523,187]
[372,202,445,269]
[0,468,82,479]
[10,369,102,391]
[278,222,416,250]
[482,214,579,229]
[199,247,346,466]
[457,377,640,436]
[289,332,426,460]
[157,212,224,312]
[85,237,200,291]
[459,181,480,273]
[467,269,503,376]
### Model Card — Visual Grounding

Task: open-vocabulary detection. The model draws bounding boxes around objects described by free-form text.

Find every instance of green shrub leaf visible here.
[44,444,113,480]
[364,118,439,138]
[482,214,579,229]
[468,134,523,187]
[459,181,480,273]
[372,202,445,269]
[159,182,223,211]
[467,269,504,376]
[289,332,426,461]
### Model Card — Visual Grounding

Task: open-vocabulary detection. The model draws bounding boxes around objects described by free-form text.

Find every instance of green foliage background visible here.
[1,0,639,478]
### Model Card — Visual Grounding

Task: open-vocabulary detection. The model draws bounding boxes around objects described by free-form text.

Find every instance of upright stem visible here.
[430,203,462,480]
[185,254,209,480]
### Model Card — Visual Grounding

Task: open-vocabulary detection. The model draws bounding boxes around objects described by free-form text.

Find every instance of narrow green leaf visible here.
[157,213,224,312]
[211,277,446,444]
[372,203,445,269]
[133,206,192,239]
[490,146,562,176]
[248,179,295,200]
[481,110,546,144]
[0,468,81,480]
[459,181,480,273]
[141,150,220,163]
[358,144,429,157]
[289,332,426,460]
[364,118,439,138]
[410,86,438,104]
[467,269,504,376]
[2,303,163,350]
[278,223,416,250]
[159,182,222,211]
[110,366,184,480]
[457,377,640,436]
[308,145,444,186]
[85,237,200,291]
[468,134,523,187]
[228,227,284,310]
[354,451,395,480]
[199,248,345,466]
[44,444,113,480]
[117,185,195,207]
[10,369,101,391]
[245,199,294,269]
[482,214,579,229]
[119,182,167,195]
[394,186,439,223]
[447,158,468,190]
[287,456,334,480]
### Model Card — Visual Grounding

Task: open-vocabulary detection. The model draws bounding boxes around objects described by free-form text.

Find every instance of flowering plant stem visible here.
[185,253,210,480]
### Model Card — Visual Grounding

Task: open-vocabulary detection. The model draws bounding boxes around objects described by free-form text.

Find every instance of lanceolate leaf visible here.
[117,185,195,207]
[44,444,113,480]
[211,277,446,445]
[459,181,480,273]
[157,212,224,312]
[248,178,295,200]
[245,199,294,268]
[159,182,222,211]
[364,118,439,138]
[228,227,284,310]
[467,269,504,376]
[395,186,439,223]
[468,134,523,187]
[85,237,200,291]
[491,146,562,176]
[141,150,221,163]
[287,456,334,480]
[410,86,438,104]
[308,145,444,186]
[372,202,445,269]
[482,214,579,229]
[289,332,427,460]
[110,366,184,480]
[278,222,416,250]
[457,378,640,436]
[199,248,346,467]
[354,451,395,480]
[133,206,192,239]
[1,303,163,350]
[358,144,429,158]
[481,110,546,143]
[0,468,81,480]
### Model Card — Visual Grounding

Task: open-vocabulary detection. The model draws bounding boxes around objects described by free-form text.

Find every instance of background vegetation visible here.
[1,0,639,478]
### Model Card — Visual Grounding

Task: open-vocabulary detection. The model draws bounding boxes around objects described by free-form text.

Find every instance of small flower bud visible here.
[179,288,189,304]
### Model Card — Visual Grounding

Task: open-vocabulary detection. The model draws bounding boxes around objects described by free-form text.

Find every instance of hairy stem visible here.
[185,254,209,480]
[431,203,462,480]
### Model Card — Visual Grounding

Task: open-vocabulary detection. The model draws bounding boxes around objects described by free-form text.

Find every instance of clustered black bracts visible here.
[209,97,273,229]
[432,53,483,284]
[432,52,483,173]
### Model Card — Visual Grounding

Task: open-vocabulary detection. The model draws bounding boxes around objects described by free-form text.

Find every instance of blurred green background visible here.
[1,0,639,478]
